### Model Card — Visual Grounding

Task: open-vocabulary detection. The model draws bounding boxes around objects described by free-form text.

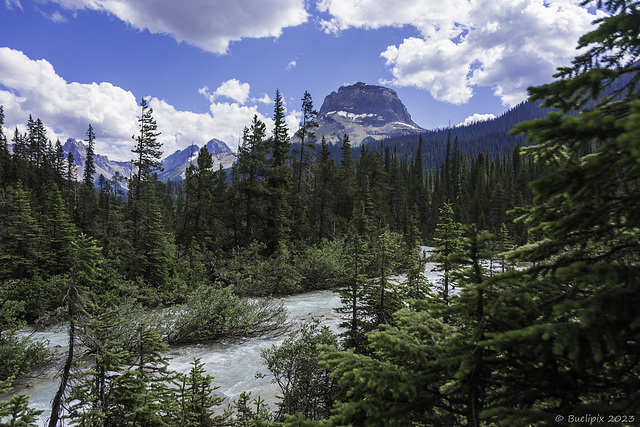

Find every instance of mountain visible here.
[62,137,235,184]
[63,138,133,182]
[313,82,424,145]
[157,138,236,182]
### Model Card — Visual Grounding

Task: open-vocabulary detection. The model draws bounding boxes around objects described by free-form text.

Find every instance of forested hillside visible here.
[1,0,639,424]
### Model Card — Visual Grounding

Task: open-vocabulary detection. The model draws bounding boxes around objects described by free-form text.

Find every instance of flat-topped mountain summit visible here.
[315,82,424,145]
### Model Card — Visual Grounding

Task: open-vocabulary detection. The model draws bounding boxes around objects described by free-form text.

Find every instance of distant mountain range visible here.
[156,138,235,182]
[63,138,133,181]
[58,81,551,184]
[62,137,236,184]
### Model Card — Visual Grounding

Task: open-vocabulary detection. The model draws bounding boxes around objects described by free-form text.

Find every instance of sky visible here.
[0,0,605,161]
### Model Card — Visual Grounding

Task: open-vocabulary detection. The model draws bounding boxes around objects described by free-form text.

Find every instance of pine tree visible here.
[322,306,453,426]
[66,308,132,425]
[436,226,496,426]
[336,134,355,230]
[132,180,173,287]
[266,89,293,253]
[48,234,101,427]
[83,124,96,187]
[315,136,337,242]
[181,146,215,250]
[42,182,78,275]
[53,139,65,178]
[79,124,98,234]
[236,115,269,245]
[337,224,371,353]
[0,395,43,426]
[294,91,318,194]
[0,183,44,279]
[131,98,163,180]
[431,202,462,310]
[176,358,229,426]
[130,98,163,244]
[363,228,403,327]
[272,89,290,168]
[482,2,640,423]
[0,106,9,184]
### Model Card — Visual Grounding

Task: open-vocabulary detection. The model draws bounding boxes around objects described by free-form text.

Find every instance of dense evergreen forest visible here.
[1,0,640,424]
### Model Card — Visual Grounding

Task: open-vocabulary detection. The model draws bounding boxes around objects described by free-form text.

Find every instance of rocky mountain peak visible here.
[314,82,423,145]
[319,82,417,126]
[205,138,233,155]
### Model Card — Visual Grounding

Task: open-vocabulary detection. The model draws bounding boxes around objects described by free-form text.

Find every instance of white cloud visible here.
[4,0,22,10]
[286,60,297,70]
[0,47,139,161]
[38,8,68,22]
[44,0,309,54]
[201,79,251,104]
[253,94,273,105]
[0,48,298,160]
[457,113,496,127]
[320,0,606,106]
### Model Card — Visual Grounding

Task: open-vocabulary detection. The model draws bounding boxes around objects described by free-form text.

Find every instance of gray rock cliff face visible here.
[319,82,416,125]
[157,138,235,182]
[314,82,424,145]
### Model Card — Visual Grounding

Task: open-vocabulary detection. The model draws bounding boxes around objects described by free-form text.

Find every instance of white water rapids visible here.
[5,248,441,424]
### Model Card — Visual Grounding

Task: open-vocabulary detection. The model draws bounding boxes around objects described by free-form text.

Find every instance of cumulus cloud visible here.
[0,47,139,161]
[200,79,251,104]
[457,113,496,127]
[286,60,297,70]
[319,0,606,106]
[0,48,298,160]
[43,0,308,54]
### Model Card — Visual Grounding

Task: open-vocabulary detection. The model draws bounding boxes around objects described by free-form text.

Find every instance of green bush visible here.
[297,238,348,290]
[0,300,50,392]
[165,284,288,343]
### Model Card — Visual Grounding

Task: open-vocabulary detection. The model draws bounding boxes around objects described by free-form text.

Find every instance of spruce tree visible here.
[79,124,98,234]
[315,136,337,242]
[337,223,371,353]
[48,234,101,427]
[436,226,496,426]
[272,88,290,168]
[236,115,269,245]
[431,202,462,310]
[267,89,293,252]
[130,98,163,245]
[175,358,229,426]
[131,98,163,180]
[0,183,44,279]
[294,91,318,194]
[0,106,9,184]
[483,1,640,423]
[83,124,96,187]
[336,134,355,230]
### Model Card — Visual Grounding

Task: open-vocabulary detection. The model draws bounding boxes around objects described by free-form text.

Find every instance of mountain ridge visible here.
[62,137,235,184]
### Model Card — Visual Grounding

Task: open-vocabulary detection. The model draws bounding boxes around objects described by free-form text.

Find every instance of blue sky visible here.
[0,0,604,161]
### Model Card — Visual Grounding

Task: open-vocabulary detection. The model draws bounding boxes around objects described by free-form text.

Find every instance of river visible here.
[6,247,440,424]
[7,290,343,424]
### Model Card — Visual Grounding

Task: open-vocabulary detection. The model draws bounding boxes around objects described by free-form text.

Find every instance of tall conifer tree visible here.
[484,1,640,423]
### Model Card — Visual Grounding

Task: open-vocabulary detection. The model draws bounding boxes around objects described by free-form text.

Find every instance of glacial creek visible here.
[7,247,441,423]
